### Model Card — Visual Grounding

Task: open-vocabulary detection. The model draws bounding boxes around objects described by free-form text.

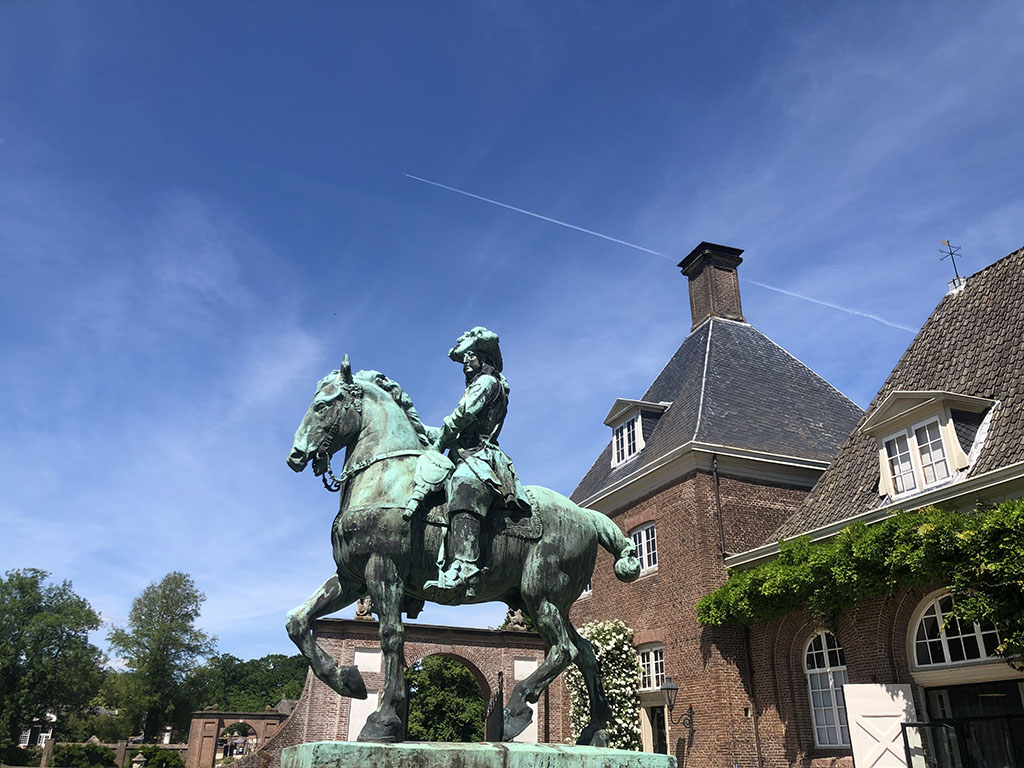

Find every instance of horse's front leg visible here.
[357,553,407,743]
[286,573,367,699]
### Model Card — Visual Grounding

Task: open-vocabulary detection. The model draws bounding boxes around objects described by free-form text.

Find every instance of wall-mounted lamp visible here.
[660,676,695,736]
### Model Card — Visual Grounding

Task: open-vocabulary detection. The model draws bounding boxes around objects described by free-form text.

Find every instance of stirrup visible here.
[425,560,481,591]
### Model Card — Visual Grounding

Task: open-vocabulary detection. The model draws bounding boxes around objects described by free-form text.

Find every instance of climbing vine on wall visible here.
[696,500,1024,667]
[564,619,642,750]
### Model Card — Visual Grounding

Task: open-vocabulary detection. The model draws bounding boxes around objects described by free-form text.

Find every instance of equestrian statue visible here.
[285,327,641,744]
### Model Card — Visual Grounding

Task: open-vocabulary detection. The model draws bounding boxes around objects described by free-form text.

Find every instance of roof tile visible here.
[571,318,862,503]
[771,246,1024,540]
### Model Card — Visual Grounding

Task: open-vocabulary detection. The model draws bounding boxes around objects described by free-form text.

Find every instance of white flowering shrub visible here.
[564,619,642,750]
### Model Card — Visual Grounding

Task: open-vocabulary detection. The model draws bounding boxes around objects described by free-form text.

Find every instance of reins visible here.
[320,449,423,493]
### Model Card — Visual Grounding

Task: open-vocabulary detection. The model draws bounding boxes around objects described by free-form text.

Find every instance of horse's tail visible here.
[585,507,641,582]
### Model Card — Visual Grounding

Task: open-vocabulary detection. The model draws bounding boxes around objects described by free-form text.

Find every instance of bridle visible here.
[314,382,363,492]
[312,380,423,493]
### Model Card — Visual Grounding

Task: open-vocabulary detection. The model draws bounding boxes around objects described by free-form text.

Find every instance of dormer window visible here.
[604,398,670,469]
[860,391,996,500]
[614,417,638,464]
[882,417,952,495]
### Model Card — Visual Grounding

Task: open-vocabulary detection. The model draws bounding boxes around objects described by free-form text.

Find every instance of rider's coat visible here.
[437,369,530,513]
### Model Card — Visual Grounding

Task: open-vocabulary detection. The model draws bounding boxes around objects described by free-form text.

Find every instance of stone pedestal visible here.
[282,742,676,768]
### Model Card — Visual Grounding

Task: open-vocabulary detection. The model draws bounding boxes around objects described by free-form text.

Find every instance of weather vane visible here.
[940,240,963,280]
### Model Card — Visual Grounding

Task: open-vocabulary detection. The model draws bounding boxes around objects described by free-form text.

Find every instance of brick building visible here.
[569,243,1024,768]
[567,242,863,765]
[732,245,1024,768]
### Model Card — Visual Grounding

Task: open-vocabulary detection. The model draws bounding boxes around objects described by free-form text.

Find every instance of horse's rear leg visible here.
[503,599,577,742]
[567,623,612,746]
[357,553,406,743]
[285,573,367,699]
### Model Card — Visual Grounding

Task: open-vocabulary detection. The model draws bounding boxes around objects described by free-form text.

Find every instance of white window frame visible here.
[638,643,665,691]
[803,631,851,748]
[630,522,657,573]
[912,592,1002,669]
[881,415,953,498]
[614,417,638,466]
[883,431,917,495]
[611,413,646,468]
[911,417,951,487]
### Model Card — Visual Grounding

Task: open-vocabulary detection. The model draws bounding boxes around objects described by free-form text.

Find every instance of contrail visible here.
[743,279,917,333]
[404,173,667,257]
[404,173,915,334]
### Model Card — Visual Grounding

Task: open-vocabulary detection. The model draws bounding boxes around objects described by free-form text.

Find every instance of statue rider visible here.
[423,327,531,593]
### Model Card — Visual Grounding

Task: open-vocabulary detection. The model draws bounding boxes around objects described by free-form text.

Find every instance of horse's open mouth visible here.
[311,452,329,477]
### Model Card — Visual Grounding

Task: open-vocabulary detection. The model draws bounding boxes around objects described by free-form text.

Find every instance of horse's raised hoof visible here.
[502,704,533,742]
[357,710,404,743]
[322,662,367,700]
[340,664,368,699]
[577,727,609,747]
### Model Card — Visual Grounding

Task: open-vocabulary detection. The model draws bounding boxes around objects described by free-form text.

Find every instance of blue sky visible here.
[2,2,1023,661]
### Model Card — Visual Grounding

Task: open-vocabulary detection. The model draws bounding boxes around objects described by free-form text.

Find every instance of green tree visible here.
[405,656,485,742]
[60,705,133,744]
[107,572,215,740]
[0,569,105,750]
[51,743,116,768]
[126,746,185,768]
[183,653,307,712]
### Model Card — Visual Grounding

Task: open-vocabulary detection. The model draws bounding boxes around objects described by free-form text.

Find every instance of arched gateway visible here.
[188,619,563,768]
[185,710,289,768]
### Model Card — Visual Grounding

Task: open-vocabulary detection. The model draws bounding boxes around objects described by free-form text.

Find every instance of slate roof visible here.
[571,317,863,503]
[772,245,1024,540]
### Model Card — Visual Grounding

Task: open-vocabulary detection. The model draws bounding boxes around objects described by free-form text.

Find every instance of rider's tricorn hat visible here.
[449,327,503,372]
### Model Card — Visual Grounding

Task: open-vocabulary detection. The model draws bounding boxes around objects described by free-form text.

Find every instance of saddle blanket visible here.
[424,488,543,541]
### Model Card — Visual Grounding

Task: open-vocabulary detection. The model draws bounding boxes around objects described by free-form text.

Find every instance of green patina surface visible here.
[282,742,676,768]
[284,328,645,744]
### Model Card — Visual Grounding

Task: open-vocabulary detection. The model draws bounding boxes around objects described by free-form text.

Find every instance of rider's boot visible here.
[426,511,482,593]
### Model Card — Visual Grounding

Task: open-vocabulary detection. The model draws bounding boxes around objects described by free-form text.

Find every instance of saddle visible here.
[424,494,542,541]
[410,451,542,541]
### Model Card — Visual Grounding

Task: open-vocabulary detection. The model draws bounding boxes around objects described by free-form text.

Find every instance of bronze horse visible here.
[285,359,640,743]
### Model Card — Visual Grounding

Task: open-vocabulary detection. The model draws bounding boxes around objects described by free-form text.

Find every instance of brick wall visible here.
[570,469,809,768]
[688,265,744,327]
[748,587,941,768]
[298,620,557,743]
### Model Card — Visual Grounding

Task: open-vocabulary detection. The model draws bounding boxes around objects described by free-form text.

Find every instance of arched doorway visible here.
[218,723,257,761]
[185,711,289,768]
[405,654,488,742]
[311,619,549,744]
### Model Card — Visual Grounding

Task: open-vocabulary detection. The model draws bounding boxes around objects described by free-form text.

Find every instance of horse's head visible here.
[288,355,364,476]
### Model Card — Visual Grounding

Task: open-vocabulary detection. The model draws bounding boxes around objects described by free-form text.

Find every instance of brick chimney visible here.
[678,241,745,329]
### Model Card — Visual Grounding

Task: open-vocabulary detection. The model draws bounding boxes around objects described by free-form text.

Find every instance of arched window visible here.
[913,593,1002,667]
[803,631,850,747]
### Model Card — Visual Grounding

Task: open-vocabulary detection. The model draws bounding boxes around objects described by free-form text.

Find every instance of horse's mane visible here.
[354,370,433,448]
